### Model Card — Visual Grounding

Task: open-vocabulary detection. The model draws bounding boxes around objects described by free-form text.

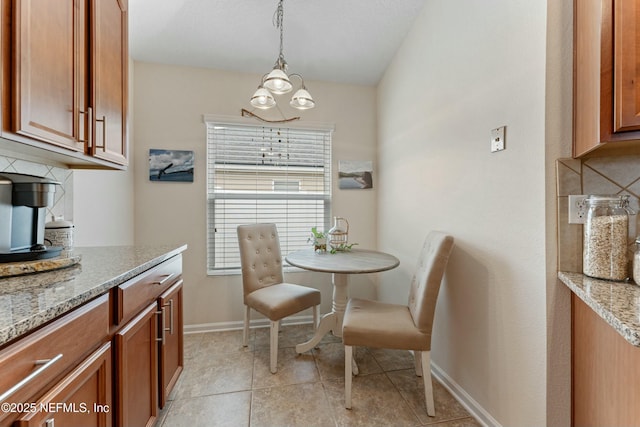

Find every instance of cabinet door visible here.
[14,342,112,427]
[158,280,183,409]
[572,294,640,426]
[90,0,127,165]
[614,0,640,132]
[13,0,87,151]
[115,303,158,427]
[573,0,640,157]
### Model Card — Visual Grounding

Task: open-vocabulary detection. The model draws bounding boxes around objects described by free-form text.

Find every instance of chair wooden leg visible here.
[345,345,353,409]
[414,350,423,377]
[243,306,250,347]
[270,320,279,374]
[421,351,435,416]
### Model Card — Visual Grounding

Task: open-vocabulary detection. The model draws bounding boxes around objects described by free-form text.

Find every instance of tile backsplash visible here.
[0,155,73,222]
[557,155,640,273]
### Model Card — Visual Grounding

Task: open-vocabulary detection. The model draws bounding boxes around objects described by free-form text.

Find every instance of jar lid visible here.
[45,216,74,229]
[587,195,620,201]
[587,194,628,206]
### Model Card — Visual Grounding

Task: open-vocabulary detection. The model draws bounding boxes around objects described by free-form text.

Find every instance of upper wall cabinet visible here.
[90,0,128,165]
[12,0,87,153]
[0,0,128,169]
[573,0,640,157]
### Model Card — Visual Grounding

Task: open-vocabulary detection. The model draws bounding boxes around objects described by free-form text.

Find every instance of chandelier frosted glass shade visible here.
[263,68,293,94]
[248,0,315,112]
[290,88,315,109]
[250,87,276,109]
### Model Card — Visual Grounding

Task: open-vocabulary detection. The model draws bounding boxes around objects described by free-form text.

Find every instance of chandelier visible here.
[250,0,315,110]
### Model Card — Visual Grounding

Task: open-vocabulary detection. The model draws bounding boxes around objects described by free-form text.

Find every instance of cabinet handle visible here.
[156,308,166,345]
[94,115,107,150]
[153,274,175,287]
[164,299,174,335]
[78,107,92,146]
[0,354,63,403]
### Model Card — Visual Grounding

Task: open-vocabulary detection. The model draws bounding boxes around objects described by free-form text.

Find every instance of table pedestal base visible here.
[295,312,359,375]
[295,312,337,353]
[296,272,348,353]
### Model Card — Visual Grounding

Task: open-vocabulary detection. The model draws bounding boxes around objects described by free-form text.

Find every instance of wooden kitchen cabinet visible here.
[115,303,159,427]
[12,0,87,152]
[573,0,640,157]
[0,0,128,168]
[158,280,183,409]
[14,342,112,427]
[89,0,128,165]
[572,294,640,426]
[0,295,110,427]
[113,254,183,426]
[0,247,185,427]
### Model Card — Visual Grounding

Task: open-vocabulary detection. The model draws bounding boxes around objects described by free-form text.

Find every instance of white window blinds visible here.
[206,120,332,273]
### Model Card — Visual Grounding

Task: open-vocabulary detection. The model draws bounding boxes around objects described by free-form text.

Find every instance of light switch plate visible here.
[491,126,506,152]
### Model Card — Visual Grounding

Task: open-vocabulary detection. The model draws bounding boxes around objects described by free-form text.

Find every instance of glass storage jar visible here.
[583,195,633,281]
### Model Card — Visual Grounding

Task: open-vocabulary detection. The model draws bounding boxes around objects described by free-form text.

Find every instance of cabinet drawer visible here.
[0,295,109,424]
[114,255,182,325]
[14,342,112,427]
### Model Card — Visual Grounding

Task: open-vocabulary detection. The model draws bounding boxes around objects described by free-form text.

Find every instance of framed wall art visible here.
[149,149,194,182]
[338,160,373,189]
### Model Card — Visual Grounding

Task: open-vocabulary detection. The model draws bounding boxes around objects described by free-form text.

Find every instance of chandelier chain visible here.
[273,0,285,63]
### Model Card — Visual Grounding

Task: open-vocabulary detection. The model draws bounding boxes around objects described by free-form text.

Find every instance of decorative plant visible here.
[308,226,358,253]
[330,242,358,254]
[308,227,328,252]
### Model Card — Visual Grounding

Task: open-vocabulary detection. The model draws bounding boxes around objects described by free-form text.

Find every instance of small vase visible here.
[313,238,327,252]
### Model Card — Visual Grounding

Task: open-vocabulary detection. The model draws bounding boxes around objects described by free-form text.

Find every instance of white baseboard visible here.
[431,361,501,427]
[184,314,315,334]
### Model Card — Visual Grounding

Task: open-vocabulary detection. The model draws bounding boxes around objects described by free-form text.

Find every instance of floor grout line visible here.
[163,325,480,427]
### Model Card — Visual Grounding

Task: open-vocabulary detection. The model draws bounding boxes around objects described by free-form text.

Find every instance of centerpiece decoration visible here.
[327,217,357,253]
[308,227,327,252]
[309,217,358,253]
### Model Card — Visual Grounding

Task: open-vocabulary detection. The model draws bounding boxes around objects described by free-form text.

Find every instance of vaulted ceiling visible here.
[129,0,427,86]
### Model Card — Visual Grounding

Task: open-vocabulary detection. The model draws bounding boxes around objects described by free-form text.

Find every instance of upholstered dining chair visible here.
[237,223,321,374]
[342,231,454,416]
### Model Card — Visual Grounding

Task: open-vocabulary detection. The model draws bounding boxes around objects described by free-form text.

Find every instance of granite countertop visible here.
[558,271,640,347]
[0,244,187,347]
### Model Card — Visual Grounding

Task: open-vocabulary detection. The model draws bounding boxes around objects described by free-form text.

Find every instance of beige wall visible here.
[376,1,565,425]
[72,168,135,246]
[132,62,379,328]
[73,57,136,247]
[545,0,573,426]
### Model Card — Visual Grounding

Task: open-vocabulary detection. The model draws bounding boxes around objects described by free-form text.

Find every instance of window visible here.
[205,118,333,274]
[272,180,301,192]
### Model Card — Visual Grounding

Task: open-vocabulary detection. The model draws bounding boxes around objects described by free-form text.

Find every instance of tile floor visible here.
[157,324,481,427]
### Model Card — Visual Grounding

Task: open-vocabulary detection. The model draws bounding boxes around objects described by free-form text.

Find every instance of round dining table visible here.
[285,248,400,354]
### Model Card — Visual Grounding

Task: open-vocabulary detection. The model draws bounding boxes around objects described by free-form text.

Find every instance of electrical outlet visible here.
[568,195,588,224]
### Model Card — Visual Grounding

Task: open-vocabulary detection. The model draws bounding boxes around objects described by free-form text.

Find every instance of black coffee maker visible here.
[0,172,61,262]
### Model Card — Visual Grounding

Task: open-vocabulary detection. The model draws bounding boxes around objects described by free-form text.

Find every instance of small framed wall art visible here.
[149,149,194,182]
[338,160,373,189]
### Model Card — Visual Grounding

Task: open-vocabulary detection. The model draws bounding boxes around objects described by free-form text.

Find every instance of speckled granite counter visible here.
[0,244,187,347]
[558,271,640,346]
